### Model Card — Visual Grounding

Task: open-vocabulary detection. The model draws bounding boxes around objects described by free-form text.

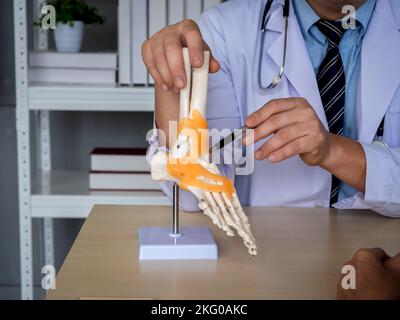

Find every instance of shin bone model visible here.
[151,48,257,256]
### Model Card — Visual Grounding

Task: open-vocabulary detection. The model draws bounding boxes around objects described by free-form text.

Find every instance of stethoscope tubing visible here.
[258,0,290,90]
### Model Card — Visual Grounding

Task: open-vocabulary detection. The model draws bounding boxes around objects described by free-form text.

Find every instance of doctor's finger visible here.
[164,38,187,89]
[180,21,220,73]
[353,248,390,264]
[255,123,310,160]
[261,135,313,163]
[152,49,174,90]
[187,39,220,73]
[180,21,207,68]
[203,43,220,73]
[248,108,312,145]
[245,98,300,128]
[142,43,168,90]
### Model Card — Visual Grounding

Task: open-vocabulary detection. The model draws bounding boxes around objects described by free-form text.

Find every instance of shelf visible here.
[31,170,170,218]
[28,83,155,112]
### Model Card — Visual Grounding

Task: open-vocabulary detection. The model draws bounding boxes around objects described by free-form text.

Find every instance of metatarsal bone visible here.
[204,191,234,236]
[230,193,255,237]
[221,193,245,230]
[189,187,220,227]
[190,187,233,236]
[212,192,242,234]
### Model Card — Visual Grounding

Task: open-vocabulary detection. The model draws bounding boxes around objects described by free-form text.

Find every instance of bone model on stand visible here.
[151,48,257,256]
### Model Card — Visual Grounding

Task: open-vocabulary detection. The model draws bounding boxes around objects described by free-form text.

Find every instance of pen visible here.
[209,126,247,154]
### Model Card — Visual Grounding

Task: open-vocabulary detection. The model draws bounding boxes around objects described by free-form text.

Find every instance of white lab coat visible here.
[150,0,400,217]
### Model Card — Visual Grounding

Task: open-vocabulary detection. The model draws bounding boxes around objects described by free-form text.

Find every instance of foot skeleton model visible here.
[151,48,257,256]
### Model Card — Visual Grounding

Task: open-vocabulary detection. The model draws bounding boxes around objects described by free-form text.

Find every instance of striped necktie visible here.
[316,20,347,206]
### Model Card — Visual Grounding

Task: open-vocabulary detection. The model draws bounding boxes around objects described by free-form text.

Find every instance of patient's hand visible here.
[337,248,400,300]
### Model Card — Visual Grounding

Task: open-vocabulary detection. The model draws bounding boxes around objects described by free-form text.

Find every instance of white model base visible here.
[138,227,218,260]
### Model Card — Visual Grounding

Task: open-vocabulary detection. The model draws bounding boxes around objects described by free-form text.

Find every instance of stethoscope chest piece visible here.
[372,138,389,148]
[372,118,388,147]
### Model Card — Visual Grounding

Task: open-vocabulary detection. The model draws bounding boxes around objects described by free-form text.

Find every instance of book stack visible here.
[89,148,160,191]
[118,0,221,86]
[29,51,117,85]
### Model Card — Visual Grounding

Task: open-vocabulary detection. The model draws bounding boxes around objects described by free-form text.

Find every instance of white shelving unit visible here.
[31,170,170,218]
[28,84,155,111]
[14,0,221,299]
[13,0,168,300]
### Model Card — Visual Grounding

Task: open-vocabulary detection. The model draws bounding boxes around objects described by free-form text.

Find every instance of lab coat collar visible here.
[358,0,400,142]
[266,0,328,129]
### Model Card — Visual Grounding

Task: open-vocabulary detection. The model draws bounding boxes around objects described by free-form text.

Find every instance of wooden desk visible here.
[47,206,400,300]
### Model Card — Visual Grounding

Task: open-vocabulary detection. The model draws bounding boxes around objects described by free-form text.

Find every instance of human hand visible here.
[337,248,400,300]
[141,19,220,92]
[244,98,332,166]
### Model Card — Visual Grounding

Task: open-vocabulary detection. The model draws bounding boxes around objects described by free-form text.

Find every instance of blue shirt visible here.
[293,0,376,200]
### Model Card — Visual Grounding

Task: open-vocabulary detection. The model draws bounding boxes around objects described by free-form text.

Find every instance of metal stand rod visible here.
[173,183,180,235]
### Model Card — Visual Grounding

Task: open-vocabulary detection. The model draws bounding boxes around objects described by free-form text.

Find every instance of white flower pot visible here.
[54,21,84,53]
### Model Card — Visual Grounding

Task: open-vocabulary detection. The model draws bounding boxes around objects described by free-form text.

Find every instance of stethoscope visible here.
[258,0,290,90]
[257,0,388,147]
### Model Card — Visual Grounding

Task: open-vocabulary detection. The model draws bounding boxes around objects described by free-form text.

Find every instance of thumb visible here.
[203,42,220,73]
[209,57,220,73]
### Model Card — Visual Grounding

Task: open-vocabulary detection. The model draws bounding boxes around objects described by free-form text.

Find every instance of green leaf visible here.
[34,0,106,27]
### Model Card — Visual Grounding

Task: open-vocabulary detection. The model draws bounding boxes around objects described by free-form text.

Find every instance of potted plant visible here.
[35,0,105,53]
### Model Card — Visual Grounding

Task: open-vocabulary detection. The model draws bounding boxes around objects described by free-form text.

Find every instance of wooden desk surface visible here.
[47,206,400,300]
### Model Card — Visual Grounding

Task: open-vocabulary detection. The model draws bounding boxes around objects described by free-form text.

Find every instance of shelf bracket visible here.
[14,0,33,300]
[36,110,55,277]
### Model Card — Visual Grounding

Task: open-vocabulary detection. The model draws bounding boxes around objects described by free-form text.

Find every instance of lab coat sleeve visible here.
[146,8,241,212]
[334,143,400,217]
[200,7,242,181]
